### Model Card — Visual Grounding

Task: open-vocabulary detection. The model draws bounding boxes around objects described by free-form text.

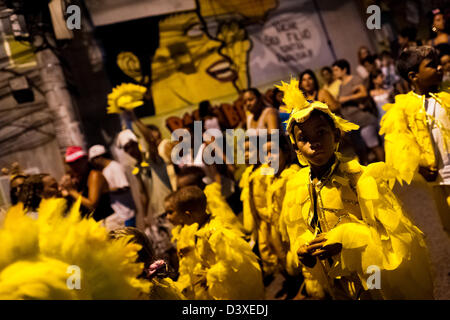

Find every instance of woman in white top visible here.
[243,88,280,134]
[368,69,393,123]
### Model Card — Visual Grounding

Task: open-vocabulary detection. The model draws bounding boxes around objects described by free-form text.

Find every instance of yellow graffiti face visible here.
[151,13,250,114]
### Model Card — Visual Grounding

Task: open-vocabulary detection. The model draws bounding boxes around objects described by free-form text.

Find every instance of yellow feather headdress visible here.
[0,198,150,299]
[276,78,359,145]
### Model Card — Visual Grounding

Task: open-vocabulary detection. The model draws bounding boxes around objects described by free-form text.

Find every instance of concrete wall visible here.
[317,0,377,72]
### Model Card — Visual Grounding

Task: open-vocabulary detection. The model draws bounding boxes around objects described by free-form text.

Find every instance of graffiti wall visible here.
[102,0,345,136]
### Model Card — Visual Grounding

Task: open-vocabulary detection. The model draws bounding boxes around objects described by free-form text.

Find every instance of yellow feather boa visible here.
[0,198,151,299]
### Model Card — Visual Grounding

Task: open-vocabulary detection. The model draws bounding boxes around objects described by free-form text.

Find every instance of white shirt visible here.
[426,97,450,185]
[103,160,129,190]
[102,161,136,225]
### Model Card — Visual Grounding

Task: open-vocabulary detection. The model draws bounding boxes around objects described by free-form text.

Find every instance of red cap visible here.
[65,146,87,163]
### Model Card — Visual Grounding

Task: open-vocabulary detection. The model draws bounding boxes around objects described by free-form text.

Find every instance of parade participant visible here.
[109,227,184,300]
[176,165,243,232]
[16,174,61,219]
[279,77,433,299]
[238,138,273,278]
[380,46,450,230]
[9,174,28,206]
[263,135,303,298]
[165,186,264,300]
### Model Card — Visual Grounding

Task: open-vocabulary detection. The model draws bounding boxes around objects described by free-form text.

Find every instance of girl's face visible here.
[275,91,284,103]
[243,91,261,114]
[321,69,333,83]
[301,73,315,92]
[359,47,369,60]
[434,14,445,31]
[264,140,287,172]
[293,113,338,167]
[374,73,384,86]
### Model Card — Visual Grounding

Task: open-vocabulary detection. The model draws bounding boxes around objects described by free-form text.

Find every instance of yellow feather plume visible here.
[0,197,150,299]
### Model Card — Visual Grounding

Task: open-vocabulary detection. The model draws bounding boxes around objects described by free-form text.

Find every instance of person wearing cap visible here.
[88,145,137,230]
[117,110,175,267]
[60,146,113,221]
[278,78,433,299]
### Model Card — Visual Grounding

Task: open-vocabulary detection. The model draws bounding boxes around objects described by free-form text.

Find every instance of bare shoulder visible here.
[88,169,106,183]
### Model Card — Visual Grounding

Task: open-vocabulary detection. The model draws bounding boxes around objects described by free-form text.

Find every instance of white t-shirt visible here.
[103,160,129,190]
[102,161,136,227]
[426,97,450,185]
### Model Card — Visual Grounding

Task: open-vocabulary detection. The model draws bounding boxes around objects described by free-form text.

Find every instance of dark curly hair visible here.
[18,174,49,212]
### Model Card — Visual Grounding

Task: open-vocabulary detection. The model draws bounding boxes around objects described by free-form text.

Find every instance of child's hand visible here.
[297,244,317,268]
[419,166,438,182]
[309,233,342,260]
[297,235,326,268]
[311,242,342,260]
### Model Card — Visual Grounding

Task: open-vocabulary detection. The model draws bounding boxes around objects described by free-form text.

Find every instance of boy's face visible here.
[332,66,345,80]
[164,200,189,226]
[374,73,384,86]
[244,139,258,164]
[413,57,443,89]
[293,113,339,167]
[264,140,286,171]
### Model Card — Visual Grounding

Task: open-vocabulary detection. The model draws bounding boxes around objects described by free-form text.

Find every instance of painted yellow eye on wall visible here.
[186,24,204,38]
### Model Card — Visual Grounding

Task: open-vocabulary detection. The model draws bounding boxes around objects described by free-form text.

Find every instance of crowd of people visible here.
[1,9,450,300]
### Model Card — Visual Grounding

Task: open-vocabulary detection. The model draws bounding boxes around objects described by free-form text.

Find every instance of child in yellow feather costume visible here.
[165,186,264,300]
[278,78,434,299]
[239,137,281,277]
[379,46,450,231]
[176,165,244,233]
[260,136,301,277]
[0,197,178,299]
